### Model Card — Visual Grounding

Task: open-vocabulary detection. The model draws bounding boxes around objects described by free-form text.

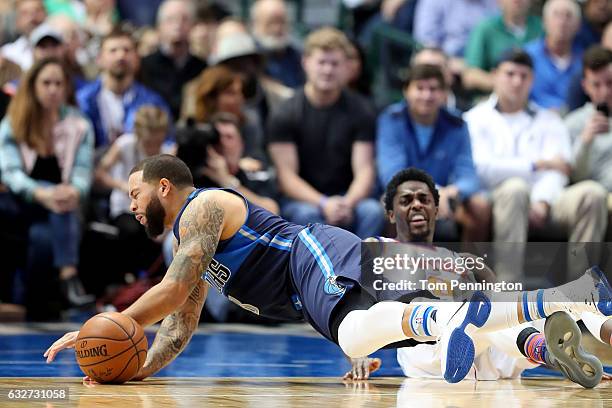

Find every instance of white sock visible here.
[337,301,439,358]
[403,302,441,339]
[581,311,612,345]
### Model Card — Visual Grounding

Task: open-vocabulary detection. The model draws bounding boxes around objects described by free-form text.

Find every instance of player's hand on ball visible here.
[43,330,79,363]
[343,357,382,381]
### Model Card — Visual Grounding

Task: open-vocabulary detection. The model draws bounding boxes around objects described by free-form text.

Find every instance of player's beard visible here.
[144,195,166,238]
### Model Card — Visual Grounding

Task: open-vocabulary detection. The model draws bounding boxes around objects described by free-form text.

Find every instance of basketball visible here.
[75,312,148,384]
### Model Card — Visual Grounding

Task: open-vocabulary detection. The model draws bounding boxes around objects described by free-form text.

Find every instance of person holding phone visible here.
[565,45,612,239]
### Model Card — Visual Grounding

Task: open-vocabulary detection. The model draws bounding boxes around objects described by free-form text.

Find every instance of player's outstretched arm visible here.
[122,195,225,328]
[133,279,209,380]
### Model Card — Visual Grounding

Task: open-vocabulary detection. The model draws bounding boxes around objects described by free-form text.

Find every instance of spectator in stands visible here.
[576,0,612,50]
[0,58,95,309]
[6,23,87,96]
[564,46,612,236]
[413,0,498,60]
[77,28,170,148]
[189,2,230,62]
[463,0,542,92]
[47,15,89,91]
[464,49,607,276]
[524,0,583,112]
[84,0,118,39]
[96,105,173,278]
[411,47,473,113]
[116,0,163,27]
[268,27,384,239]
[342,0,419,47]
[30,23,66,62]
[250,0,305,88]
[140,0,206,119]
[81,0,119,75]
[1,0,46,70]
[192,112,279,214]
[0,57,19,111]
[345,39,372,97]
[187,65,266,163]
[136,27,160,59]
[567,20,612,112]
[208,20,294,127]
[377,64,490,241]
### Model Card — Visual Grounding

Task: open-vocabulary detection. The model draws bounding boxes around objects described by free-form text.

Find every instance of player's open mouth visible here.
[409,214,427,227]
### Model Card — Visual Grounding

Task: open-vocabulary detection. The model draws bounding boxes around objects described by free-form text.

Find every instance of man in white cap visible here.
[208,20,293,124]
[30,23,66,63]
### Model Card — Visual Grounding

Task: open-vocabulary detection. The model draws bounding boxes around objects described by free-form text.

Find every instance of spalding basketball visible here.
[75,312,148,384]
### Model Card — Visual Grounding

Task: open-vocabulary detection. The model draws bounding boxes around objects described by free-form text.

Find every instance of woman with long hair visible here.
[190,65,266,164]
[0,57,95,312]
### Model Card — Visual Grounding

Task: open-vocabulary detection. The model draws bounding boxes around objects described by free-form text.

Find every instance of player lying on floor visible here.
[43,157,612,384]
[345,168,611,387]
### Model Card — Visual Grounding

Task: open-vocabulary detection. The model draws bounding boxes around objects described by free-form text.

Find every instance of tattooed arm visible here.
[133,279,209,380]
[44,191,246,364]
[122,194,226,328]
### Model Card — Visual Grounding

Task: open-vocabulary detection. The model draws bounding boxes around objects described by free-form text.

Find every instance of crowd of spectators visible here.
[0,0,610,322]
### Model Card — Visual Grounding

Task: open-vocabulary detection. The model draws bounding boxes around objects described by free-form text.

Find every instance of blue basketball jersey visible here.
[172,188,306,321]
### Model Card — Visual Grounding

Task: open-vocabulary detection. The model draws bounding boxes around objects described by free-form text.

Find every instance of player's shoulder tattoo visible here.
[178,194,225,247]
[166,195,225,286]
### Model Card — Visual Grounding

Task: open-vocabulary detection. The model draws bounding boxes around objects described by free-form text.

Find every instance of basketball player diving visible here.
[44,155,612,384]
[346,168,612,387]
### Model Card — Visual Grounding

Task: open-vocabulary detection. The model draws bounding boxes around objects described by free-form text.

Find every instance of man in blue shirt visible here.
[524,0,584,112]
[77,28,171,148]
[376,64,489,241]
[413,0,498,58]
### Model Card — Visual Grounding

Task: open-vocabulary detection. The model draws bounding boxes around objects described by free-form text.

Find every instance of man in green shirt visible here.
[463,0,543,92]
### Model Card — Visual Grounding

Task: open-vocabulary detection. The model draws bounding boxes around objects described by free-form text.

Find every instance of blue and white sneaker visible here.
[589,266,612,316]
[439,291,491,383]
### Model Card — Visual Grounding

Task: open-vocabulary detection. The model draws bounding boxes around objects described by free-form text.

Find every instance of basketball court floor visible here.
[0,322,611,407]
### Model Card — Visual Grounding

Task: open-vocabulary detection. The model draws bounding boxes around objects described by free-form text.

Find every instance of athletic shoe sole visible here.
[544,311,603,389]
[442,291,491,383]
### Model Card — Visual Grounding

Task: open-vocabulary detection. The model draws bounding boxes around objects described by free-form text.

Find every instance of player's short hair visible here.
[303,27,351,57]
[582,45,612,77]
[130,154,194,188]
[383,168,440,211]
[403,64,446,89]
